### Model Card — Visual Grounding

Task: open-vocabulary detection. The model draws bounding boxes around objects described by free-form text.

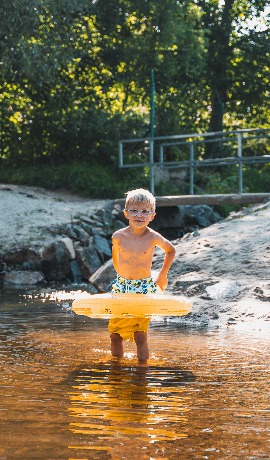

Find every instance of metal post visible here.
[159,144,164,166]
[150,69,155,138]
[150,138,155,194]
[237,132,243,194]
[119,141,123,167]
[150,70,155,194]
[189,143,194,195]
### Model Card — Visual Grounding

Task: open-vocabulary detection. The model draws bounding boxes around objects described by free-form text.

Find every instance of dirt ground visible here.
[0,184,110,250]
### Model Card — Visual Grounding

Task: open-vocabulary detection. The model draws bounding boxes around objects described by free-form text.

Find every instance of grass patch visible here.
[0,162,149,199]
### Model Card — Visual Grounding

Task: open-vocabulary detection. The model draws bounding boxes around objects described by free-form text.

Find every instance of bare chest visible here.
[120,235,155,257]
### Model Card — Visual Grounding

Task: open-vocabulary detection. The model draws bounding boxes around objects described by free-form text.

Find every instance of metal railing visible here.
[119,128,270,195]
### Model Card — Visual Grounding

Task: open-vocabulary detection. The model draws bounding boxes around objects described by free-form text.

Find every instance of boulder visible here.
[79,221,93,235]
[93,234,112,262]
[112,220,126,231]
[75,241,102,279]
[151,206,186,230]
[184,205,221,227]
[3,246,42,270]
[72,225,91,241]
[4,270,45,285]
[151,205,221,239]
[0,260,5,274]
[64,223,78,240]
[41,241,71,281]
[60,237,76,260]
[89,259,116,292]
[70,259,83,283]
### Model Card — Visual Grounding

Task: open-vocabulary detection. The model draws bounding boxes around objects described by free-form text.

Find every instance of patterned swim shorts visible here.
[111,275,157,294]
[109,275,157,341]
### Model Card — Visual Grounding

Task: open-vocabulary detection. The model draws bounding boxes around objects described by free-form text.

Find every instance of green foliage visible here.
[243,164,270,192]
[195,169,239,195]
[194,162,270,196]
[0,0,269,184]
[155,180,190,197]
[0,162,149,198]
[228,30,270,128]
[187,166,239,216]
[196,0,269,143]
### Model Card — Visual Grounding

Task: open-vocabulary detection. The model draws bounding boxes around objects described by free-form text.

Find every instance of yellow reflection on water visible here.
[68,361,194,457]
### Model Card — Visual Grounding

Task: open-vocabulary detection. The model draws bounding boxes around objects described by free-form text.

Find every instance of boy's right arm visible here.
[112,234,120,273]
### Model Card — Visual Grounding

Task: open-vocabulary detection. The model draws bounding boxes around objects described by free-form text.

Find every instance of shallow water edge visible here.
[0,287,270,459]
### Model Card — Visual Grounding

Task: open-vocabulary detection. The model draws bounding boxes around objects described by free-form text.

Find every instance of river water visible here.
[0,287,269,460]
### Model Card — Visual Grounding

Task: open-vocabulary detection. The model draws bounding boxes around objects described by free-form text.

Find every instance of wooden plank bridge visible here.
[115,193,270,208]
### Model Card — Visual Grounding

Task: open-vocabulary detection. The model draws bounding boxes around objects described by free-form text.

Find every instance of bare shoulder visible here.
[149,228,175,249]
[112,227,128,241]
[148,228,167,242]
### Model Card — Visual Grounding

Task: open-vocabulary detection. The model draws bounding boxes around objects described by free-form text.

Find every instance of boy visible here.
[109,188,176,364]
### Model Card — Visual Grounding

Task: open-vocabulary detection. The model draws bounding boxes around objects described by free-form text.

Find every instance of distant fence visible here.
[118,128,270,195]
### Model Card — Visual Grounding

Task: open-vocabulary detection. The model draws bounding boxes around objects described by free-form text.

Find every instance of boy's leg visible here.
[134,331,149,362]
[110,333,123,358]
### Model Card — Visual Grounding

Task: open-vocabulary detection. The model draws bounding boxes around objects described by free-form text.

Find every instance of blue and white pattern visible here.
[111,275,157,294]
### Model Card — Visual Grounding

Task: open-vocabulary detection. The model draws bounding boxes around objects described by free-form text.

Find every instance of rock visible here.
[151,205,221,239]
[3,247,42,270]
[75,242,102,279]
[41,241,71,281]
[70,260,83,283]
[152,206,186,230]
[92,221,103,228]
[113,220,127,231]
[60,237,76,260]
[4,270,45,285]
[95,209,106,219]
[89,259,116,292]
[113,203,122,213]
[79,221,93,235]
[184,205,221,227]
[0,260,5,274]
[253,284,270,301]
[46,224,63,237]
[72,225,90,241]
[205,281,240,300]
[93,234,112,262]
[64,224,78,239]
[111,208,120,217]
[79,216,95,224]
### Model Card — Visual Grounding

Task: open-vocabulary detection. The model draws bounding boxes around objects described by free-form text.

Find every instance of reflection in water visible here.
[68,363,195,458]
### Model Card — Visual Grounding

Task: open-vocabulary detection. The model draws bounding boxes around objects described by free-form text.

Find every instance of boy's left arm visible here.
[154,236,176,292]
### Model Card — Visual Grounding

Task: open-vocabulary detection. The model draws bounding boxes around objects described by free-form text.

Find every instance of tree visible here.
[0,0,269,167]
[1,0,205,164]
[229,28,270,128]
[197,0,269,136]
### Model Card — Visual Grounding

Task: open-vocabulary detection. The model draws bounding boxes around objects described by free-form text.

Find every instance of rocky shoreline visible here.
[0,184,220,290]
[1,184,270,333]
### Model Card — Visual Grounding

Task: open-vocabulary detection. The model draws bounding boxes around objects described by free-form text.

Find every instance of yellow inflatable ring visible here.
[72,292,192,318]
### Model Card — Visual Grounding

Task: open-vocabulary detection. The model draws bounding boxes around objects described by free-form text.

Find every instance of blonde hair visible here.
[125,188,156,211]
